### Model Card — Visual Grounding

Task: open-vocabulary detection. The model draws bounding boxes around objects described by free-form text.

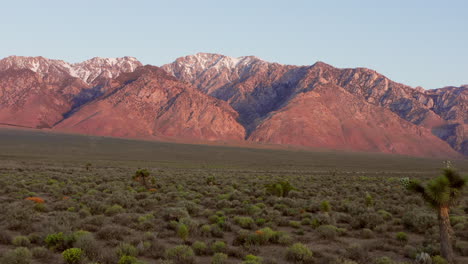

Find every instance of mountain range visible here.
[0,53,466,158]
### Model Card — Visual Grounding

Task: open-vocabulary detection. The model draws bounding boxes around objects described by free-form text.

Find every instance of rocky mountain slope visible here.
[163,53,467,156]
[0,54,464,158]
[54,66,245,141]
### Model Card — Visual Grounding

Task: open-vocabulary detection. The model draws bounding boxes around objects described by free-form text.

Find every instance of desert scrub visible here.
[165,245,195,264]
[432,255,448,264]
[118,255,145,264]
[12,235,31,247]
[287,243,313,263]
[117,243,138,257]
[234,216,255,229]
[200,224,212,237]
[1,247,32,264]
[192,241,208,255]
[402,210,436,233]
[320,200,331,213]
[374,256,394,264]
[62,248,83,264]
[212,253,228,264]
[396,232,408,243]
[317,225,341,240]
[45,232,74,251]
[289,221,301,229]
[211,241,227,253]
[31,247,52,260]
[105,204,125,216]
[177,223,189,241]
[243,254,263,264]
[265,180,295,197]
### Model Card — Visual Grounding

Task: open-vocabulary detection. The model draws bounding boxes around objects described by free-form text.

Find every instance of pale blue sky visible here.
[1,0,467,89]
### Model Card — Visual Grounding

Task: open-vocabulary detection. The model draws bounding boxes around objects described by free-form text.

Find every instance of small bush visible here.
[317,225,339,240]
[265,180,295,197]
[118,255,144,264]
[243,254,263,264]
[117,243,138,258]
[1,247,32,264]
[286,243,313,263]
[345,243,368,262]
[455,240,468,256]
[105,204,125,216]
[62,248,83,264]
[12,236,31,247]
[211,241,227,253]
[361,228,374,239]
[192,241,208,255]
[396,232,408,243]
[289,221,301,229]
[320,201,331,213]
[177,223,189,241]
[31,247,52,260]
[212,253,228,264]
[234,216,255,229]
[431,255,448,264]
[45,232,74,251]
[374,256,394,264]
[165,245,195,264]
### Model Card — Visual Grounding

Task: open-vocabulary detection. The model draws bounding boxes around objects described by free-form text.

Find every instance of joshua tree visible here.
[132,169,151,188]
[403,168,466,263]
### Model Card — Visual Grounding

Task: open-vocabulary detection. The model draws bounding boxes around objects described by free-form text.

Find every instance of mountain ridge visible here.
[0,53,465,158]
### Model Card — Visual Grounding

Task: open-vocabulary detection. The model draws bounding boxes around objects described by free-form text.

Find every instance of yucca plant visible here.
[404,168,466,263]
[132,169,152,188]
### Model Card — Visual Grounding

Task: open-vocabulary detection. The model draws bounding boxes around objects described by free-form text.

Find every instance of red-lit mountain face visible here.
[163,53,466,156]
[0,54,464,158]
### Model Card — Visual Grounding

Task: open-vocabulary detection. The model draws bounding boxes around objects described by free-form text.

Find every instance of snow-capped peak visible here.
[0,56,142,84]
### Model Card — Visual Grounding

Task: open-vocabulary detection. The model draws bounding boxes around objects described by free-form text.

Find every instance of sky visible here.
[1,0,467,89]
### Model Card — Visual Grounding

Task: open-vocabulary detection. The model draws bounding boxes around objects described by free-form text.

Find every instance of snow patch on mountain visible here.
[0,56,142,84]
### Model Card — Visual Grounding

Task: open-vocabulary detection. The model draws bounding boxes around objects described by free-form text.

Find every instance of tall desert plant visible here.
[403,168,466,263]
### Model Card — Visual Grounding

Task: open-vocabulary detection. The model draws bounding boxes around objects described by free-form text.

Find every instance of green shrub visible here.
[365,192,374,207]
[455,240,468,256]
[165,245,195,264]
[177,223,189,241]
[402,211,436,233]
[361,228,374,239]
[320,201,331,213]
[1,247,32,264]
[396,232,408,243]
[45,232,74,251]
[432,255,448,264]
[118,255,144,264]
[212,253,228,264]
[211,241,227,253]
[234,216,255,229]
[117,243,138,257]
[105,204,125,216]
[192,241,208,255]
[31,247,51,259]
[317,225,339,240]
[255,227,277,244]
[286,243,313,263]
[289,221,301,229]
[73,232,99,260]
[201,224,212,236]
[265,180,295,197]
[62,248,83,264]
[243,254,263,264]
[374,256,394,264]
[12,236,31,247]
